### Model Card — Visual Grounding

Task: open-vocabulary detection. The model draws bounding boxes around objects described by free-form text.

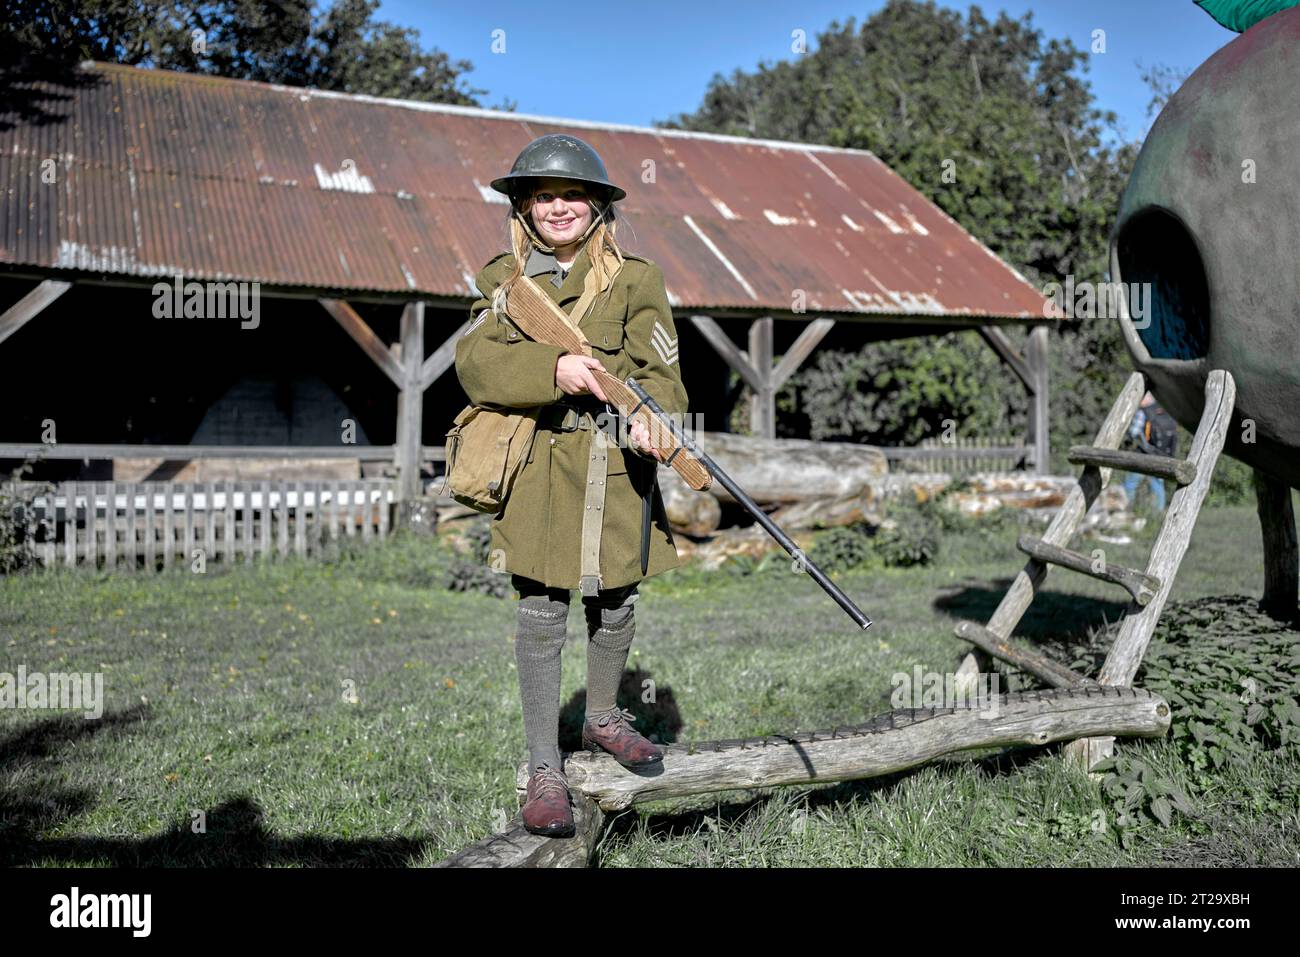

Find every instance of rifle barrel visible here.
[624,378,872,630]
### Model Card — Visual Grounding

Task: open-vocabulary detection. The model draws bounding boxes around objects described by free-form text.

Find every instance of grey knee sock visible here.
[514,594,569,774]
[585,601,635,718]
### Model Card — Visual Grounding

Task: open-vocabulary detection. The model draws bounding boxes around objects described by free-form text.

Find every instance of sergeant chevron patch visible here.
[651,320,679,365]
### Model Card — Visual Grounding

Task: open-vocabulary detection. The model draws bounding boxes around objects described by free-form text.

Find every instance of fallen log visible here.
[434,793,605,868]
[768,489,882,530]
[658,474,721,536]
[514,686,1169,812]
[678,432,888,505]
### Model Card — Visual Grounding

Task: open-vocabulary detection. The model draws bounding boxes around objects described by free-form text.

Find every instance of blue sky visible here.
[375,0,1234,146]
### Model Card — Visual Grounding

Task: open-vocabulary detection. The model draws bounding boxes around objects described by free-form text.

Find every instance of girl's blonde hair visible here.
[489,181,626,318]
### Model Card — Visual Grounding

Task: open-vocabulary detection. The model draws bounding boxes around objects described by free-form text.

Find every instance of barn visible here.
[0,61,1052,558]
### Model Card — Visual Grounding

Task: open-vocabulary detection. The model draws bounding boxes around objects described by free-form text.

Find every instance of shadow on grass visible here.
[594,742,1052,866]
[932,579,1131,642]
[0,708,431,867]
[559,666,685,753]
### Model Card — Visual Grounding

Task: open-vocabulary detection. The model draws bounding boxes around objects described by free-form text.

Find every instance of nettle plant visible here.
[1088,596,1300,846]
[0,462,54,574]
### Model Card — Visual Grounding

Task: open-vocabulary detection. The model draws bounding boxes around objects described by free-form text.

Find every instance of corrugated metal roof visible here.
[0,62,1050,320]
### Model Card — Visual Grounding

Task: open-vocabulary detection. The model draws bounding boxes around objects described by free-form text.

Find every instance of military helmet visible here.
[491,133,627,205]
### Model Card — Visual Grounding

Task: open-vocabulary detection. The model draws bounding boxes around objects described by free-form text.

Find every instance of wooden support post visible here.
[690,315,833,441]
[1026,325,1050,474]
[396,301,425,512]
[322,297,430,529]
[748,317,775,438]
[979,324,1047,472]
[1253,468,1299,620]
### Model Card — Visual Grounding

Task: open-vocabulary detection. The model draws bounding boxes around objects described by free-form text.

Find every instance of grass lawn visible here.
[2,504,1297,867]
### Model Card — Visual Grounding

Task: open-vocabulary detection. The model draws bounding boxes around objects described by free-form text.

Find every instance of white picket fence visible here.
[5,479,395,570]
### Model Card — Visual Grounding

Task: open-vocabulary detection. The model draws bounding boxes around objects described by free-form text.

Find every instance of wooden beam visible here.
[1253,468,1299,619]
[976,325,1033,389]
[771,318,835,389]
[689,315,764,392]
[1015,535,1161,607]
[1096,370,1236,688]
[0,280,71,348]
[419,318,470,391]
[434,794,605,868]
[1068,446,1196,486]
[435,687,1169,865]
[320,298,405,387]
[1026,325,1050,475]
[954,620,1096,688]
[971,371,1146,645]
[749,317,775,438]
[395,301,424,502]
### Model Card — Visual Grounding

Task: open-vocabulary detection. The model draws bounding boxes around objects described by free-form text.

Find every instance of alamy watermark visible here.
[1043,277,1153,328]
[890,666,1002,719]
[1,666,104,719]
[591,409,705,453]
[152,273,260,329]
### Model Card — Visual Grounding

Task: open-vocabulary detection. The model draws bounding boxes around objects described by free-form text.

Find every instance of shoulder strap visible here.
[549,249,623,356]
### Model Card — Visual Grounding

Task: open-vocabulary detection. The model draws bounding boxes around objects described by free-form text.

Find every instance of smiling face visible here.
[525,177,595,255]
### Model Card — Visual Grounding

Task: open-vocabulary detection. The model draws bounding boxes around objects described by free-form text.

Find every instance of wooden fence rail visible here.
[4,479,395,570]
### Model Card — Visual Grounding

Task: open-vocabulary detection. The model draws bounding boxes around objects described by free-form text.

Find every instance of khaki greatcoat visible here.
[453,241,690,590]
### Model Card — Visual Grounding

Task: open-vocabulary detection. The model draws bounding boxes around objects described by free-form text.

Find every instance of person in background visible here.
[1124,391,1179,511]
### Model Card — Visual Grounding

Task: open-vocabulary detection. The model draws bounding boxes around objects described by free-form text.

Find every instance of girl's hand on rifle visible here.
[628,418,665,463]
[555,354,608,402]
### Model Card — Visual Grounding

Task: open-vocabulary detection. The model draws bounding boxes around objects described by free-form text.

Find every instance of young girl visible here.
[454,133,689,837]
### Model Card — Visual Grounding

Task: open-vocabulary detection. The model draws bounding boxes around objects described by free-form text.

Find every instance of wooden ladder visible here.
[952,368,1237,770]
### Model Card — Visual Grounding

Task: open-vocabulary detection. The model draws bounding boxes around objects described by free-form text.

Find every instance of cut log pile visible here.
[434,432,1143,553]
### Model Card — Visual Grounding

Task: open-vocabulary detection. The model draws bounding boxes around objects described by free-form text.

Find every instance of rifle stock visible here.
[505,274,712,491]
[505,274,871,630]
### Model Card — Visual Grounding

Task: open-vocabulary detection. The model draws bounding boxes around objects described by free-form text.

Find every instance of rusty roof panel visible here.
[0,62,1049,320]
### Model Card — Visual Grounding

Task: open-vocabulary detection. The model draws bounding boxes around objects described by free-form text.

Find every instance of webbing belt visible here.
[535,403,614,596]
[579,426,611,597]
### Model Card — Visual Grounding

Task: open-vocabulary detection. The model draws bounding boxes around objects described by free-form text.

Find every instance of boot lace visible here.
[594,706,640,739]
[530,763,568,798]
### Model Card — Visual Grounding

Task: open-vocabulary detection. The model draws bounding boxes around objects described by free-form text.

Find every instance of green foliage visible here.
[1085,595,1300,847]
[806,501,941,574]
[776,331,1024,445]
[1,0,486,105]
[1139,596,1300,770]
[1204,454,1258,507]
[806,524,878,575]
[665,0,1138,457]
[874,506,941,567]
[1090,753,1196,847]
[0,464,53,575]
[443,519,511,598]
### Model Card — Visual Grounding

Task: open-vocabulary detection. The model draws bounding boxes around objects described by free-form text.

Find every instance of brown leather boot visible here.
[582,707,664,768]
[521,763,575,837]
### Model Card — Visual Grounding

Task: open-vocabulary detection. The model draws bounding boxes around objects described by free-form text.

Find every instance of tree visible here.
[0,0,489,106]
[662,0,1138,462]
